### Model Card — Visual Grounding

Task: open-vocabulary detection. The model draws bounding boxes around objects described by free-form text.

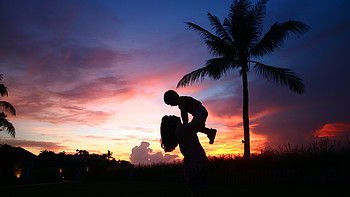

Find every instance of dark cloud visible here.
[0,0,136,125]
[205,95,241,118]
[129,141,179,164]
[0,138,67,153]
[247,9,350,146]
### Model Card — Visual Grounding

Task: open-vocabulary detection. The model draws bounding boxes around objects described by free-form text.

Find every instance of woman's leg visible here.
[188,166,207,197]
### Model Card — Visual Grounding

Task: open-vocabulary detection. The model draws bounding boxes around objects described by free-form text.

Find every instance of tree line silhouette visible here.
[0,144,132,186]
[126,137,350,183]
[2,136,350,187]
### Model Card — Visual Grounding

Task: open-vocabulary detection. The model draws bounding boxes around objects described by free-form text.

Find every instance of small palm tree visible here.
[0,74,16,137]
[177,0,309,159]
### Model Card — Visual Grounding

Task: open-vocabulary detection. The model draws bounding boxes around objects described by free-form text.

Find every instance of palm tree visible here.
[0,74,16,137]
[177,0,309,159]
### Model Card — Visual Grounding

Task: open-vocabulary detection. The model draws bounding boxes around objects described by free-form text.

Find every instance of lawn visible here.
[1,180,348,197]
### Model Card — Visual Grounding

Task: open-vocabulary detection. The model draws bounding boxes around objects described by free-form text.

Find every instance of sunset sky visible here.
[1,0,349,164]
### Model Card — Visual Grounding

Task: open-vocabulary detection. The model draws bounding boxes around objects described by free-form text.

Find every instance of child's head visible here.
[164,90,179,106]
[160,115,181,152]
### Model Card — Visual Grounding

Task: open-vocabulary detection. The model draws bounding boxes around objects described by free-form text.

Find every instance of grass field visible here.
[1,180,348,197]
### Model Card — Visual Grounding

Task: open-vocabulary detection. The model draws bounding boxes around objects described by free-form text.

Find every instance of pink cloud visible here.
[314,123,350,138]
[11,99,114,126]
[129,141,179,164]
[205,96,241,118]
[0,1,134,126]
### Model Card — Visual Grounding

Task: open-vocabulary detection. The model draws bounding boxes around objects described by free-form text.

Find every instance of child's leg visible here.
[197,126,216,144]
[192,105,217,144]
[197,126,211,135]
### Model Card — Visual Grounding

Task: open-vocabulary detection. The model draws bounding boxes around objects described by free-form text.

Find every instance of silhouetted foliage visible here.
[0,74,16,137]
[2,138,349,185]
[1,145,132,185]
[132,137,350,183]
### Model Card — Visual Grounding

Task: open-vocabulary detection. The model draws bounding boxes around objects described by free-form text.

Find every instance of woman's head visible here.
[160,115,181,152]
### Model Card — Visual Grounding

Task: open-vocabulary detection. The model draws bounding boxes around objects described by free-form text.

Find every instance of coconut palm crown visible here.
[177,0,309,158]
[0,74,16,137]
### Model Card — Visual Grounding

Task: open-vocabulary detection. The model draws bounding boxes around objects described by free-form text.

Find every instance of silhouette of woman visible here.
[160,115,208,197]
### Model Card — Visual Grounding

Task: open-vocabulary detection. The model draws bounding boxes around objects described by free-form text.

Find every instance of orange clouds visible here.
[200,127,268,156]
[314,123,350,138]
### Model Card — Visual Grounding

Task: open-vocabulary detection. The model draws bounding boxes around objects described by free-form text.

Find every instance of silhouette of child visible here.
[160,115,208,196]
[164,90,216,144]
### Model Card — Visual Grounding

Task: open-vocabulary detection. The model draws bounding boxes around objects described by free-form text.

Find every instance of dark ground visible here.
[1,180,348,197]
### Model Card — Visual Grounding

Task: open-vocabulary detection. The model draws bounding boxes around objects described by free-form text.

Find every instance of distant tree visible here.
[117,159,132,167]
[103,150,113,160]
[177,0,309,158]
[0,143,15,152]
[0,74,16,137]
[38,150,57,160]
[37,150,59,167]
[57,151,67,161]
[76,149,89,159]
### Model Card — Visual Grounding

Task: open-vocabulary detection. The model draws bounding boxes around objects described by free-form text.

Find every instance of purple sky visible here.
[0,0,349,162]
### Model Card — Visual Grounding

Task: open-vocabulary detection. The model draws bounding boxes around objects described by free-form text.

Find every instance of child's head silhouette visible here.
[160,115,181,152]
[164,90,179,106]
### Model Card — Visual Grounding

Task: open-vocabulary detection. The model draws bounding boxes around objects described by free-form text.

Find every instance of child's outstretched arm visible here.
[181,110,189,124]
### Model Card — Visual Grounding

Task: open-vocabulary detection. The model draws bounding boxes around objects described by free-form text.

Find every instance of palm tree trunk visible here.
[242,69,250,159]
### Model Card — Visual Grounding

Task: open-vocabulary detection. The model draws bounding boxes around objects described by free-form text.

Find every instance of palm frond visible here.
[186,22,218,43]
[253,61,305,94]
[225,0,258,53]
[177,67,208,88]
[0,84,8,97]
[229,0,251,20]
[246,0,268,47]
[249,0,268,25]
[0,101,16,115]
[4,122,16,137]
[177,57,240,87]
[223,18,236,46]
[0,113,15,137]
[186,22,232,57]
[204,39,237,57]
[250,20,310,57]
[205,57,240,79]
[207,13,233,45]
[0,74,8,97]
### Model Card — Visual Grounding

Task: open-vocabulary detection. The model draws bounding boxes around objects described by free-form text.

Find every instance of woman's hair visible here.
[160,115,181,152]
